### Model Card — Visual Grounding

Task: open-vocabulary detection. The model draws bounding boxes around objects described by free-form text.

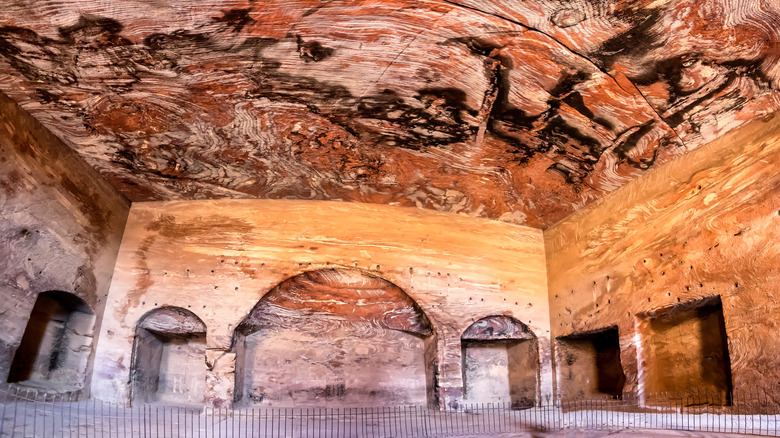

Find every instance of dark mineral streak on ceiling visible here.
[0,0,777,228]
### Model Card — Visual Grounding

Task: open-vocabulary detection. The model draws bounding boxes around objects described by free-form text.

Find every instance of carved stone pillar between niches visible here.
[205,348,236,408]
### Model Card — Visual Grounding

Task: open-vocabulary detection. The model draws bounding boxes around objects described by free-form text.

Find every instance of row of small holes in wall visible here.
[140,257,256,309]
[160,261,393,276]
[140,301,207,310]
[152,261,530,287]
[551,246,722,302]
[557,246,734,295]
[554,281,740,327]
[159,263,478,288]
[467,296,532,309]
[141,263,535,318]
[409,267,533,311]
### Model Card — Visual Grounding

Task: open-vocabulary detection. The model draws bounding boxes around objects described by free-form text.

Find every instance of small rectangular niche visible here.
[639,296,732,405]
[556,327,625,397]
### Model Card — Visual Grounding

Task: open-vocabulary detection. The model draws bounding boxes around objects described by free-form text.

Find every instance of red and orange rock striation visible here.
[545,115,780,399]
[0,0,777,228]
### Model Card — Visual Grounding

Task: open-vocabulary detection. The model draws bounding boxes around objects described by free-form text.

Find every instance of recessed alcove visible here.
[556,327,626,397]
[233,269,436,408]
[130,307,207,405]
[7,291,95,392]
[639,296,732,405]
[461,316,539,407]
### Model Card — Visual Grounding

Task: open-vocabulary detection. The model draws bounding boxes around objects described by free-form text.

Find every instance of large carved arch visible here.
[233,269,437,407]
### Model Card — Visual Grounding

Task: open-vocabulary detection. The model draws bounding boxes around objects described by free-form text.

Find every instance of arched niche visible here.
[130,307,207,405]
[7,291,95,392]
[461,315,539,407]
[233,269,437,408]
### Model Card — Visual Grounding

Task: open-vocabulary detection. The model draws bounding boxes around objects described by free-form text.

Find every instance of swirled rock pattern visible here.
[237,269,433,336]
[546,116,780,402]
[0,0,777,227]
[461,315,535,340]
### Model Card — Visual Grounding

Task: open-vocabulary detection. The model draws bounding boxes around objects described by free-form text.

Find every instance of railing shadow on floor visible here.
[1,384,779,437]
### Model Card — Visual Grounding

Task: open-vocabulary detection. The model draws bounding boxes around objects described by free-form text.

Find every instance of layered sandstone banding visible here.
[1,0,779,422]
[0,1,775,227]
[546,115,780,408]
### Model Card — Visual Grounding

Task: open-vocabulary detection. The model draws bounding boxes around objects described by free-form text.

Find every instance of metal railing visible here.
[1,384,779,437]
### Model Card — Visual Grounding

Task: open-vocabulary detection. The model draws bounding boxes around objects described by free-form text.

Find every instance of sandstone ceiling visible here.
[0,1,777,228]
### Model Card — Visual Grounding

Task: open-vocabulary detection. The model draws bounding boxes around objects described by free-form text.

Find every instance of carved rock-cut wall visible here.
[639,296,732,404]
[90,199,551,407]
[545,116,780,401]
[555,327,625,398]
[0,1,776,228]
[0,92,129,391]
[461,316,539,406]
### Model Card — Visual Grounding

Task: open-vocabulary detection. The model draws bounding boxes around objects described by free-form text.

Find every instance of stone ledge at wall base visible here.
[2,384,780,437]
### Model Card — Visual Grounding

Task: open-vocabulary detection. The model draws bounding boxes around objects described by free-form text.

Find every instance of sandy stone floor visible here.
[477,432,762,438]
[1,391,775,438]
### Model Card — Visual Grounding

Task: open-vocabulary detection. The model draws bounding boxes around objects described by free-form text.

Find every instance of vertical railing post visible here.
[0,385,7,435]
[7,387,778,438]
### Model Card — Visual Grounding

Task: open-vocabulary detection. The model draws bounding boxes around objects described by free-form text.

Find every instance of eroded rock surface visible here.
[0,0,776,227]
[546,116,780,402]
[0,92,129,388]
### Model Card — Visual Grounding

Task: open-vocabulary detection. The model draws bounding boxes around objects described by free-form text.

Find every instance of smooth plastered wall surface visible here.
[92,200,551,407]
[545,115,780,398]
[0,92,129,389]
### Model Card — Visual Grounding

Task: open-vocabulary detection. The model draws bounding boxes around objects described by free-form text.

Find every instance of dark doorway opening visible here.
[639,296,732,405]
[7,291,95,392]
[556,327,626,397]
